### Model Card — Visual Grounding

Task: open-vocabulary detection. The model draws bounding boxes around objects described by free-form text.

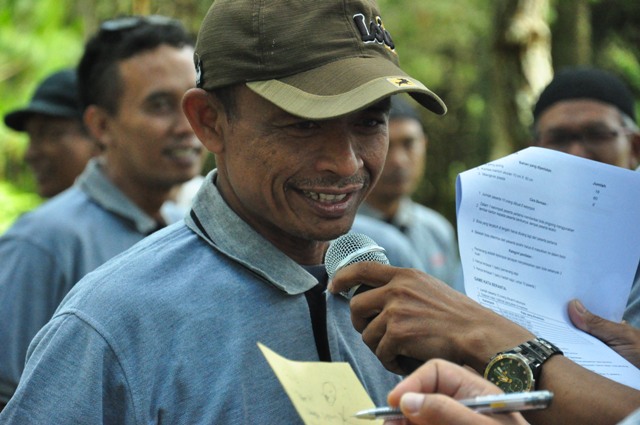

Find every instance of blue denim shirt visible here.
[1,170,401,424]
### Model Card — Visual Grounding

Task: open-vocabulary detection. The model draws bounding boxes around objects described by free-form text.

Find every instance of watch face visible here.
[484,353,534,393]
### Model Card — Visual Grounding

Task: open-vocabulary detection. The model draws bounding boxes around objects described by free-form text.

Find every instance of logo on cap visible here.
[387,77,415,87]
[353,13,395,51]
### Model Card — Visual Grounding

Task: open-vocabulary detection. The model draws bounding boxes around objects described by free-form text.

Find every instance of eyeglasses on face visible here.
[100,15,181,33]
[536,127,630,152]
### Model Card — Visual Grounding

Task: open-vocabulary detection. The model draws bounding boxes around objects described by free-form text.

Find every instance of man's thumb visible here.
[568,299,614,342]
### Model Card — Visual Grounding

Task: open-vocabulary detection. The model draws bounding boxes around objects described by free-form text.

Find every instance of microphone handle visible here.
[397,355,424,375]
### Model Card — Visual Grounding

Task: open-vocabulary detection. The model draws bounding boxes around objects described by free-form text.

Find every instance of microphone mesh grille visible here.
[324,232,389,279]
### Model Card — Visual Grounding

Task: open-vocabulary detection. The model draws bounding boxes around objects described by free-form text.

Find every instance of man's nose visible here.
[315,132,363,176]
[565,140,591,158]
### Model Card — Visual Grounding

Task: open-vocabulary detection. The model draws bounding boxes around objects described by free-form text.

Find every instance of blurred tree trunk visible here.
[489,0,553,159]
[551,0,592,68]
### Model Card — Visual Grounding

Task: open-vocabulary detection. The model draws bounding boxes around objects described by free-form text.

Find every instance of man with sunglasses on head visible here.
[531,67,640,329]
[0,0,449,423]
[0,15,202,410]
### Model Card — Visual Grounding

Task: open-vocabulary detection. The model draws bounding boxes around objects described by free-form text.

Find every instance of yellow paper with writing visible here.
[258,343,382,425]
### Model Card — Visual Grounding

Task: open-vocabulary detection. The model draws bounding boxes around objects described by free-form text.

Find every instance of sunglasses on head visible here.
[100,15,181,33]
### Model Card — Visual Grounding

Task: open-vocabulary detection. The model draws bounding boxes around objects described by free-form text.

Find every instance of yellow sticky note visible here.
[258,343,382,425]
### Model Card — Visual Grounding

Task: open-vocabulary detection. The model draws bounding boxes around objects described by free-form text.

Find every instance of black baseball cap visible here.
[4,69,83,132]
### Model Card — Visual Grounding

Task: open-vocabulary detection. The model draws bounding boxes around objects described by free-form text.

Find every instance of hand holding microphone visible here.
[326,233,528,376]
[325,233,424,374]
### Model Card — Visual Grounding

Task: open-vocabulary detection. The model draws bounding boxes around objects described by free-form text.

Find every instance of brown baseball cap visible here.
[194,0,446,119]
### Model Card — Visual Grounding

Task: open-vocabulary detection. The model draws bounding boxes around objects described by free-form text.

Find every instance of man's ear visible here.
[182,88,226,154]
[84,105,114,148]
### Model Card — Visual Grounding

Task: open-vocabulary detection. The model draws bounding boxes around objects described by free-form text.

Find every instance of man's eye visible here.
[403,139,417,150]
[146,97,174,114]
[291,121,318,130]
[584,129,619,141]
[363,119,382,127]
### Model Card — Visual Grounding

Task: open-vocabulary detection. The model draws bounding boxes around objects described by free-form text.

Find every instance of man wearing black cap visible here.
[4,69,100,198]
[532,67,640,169]
[1,0,446,422]
[531,67,640,329]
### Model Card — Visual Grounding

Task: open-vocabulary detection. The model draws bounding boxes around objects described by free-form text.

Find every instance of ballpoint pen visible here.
[354,390,553,420]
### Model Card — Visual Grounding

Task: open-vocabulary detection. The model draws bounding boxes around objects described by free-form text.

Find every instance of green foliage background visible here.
[1,0,639,234]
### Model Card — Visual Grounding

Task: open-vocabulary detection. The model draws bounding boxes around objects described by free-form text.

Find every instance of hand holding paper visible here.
[456,147,640,389]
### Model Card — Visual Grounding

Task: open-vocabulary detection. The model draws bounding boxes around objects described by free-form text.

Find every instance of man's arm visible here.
[0,313,135,424]
[525,354,639,425]
[328,262,533,373]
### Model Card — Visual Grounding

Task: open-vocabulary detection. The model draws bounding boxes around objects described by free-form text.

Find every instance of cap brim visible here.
[4,102,80,131]
[246,57,446,120]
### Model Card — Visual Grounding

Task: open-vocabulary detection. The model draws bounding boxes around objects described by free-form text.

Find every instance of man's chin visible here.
[305,222,353,243]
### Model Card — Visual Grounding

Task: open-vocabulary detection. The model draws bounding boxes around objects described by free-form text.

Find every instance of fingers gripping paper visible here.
[258,343,381,424]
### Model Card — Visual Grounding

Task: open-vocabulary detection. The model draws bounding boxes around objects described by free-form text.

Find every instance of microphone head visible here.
[325,232,423,373]
[325,233,389,299]
[325,233,389,279]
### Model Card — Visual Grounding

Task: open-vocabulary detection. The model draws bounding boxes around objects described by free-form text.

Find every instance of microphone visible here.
[325,232,423,374]
[325,232,389,299]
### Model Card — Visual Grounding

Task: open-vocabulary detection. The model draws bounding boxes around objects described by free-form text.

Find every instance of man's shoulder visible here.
[1,188,92,243]
[58,223,228,309]
[352,215,425,269]
[407,201,455,233]
[352,214,410,248]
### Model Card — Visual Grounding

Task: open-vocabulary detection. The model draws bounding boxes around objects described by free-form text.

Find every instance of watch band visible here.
[500,338,563,382]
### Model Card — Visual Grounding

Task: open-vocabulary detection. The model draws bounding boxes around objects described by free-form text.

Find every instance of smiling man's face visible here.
[210,86,390,264]
[101,44,202,194]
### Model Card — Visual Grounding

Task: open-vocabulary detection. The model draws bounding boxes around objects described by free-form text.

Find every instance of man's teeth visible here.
[169,148,197,158]
[302,191,347,202]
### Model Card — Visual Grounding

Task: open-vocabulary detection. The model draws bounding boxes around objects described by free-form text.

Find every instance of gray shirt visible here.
[359,197,462,290]
[0,159,170,405]
[0,170,401,424]
[352,214,427,269]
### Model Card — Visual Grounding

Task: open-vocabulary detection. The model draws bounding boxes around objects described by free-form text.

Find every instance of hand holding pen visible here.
[356,391,552,420]
[373,359,533,425]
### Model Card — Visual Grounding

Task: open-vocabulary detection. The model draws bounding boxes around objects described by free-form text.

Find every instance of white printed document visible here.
[456,147,640,390]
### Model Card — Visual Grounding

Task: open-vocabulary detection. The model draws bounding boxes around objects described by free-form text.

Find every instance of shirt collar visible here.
[76,158,167,234]
[185,170,318,295]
